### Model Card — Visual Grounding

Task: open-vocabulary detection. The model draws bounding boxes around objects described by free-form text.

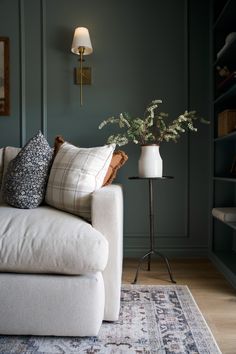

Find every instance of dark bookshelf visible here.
[210,0,236,289]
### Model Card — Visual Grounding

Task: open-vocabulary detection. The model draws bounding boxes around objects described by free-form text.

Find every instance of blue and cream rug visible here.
[0,285,221,354]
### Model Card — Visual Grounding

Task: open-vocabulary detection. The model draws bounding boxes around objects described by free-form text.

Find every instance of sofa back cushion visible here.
[45,142,115,221]
[2,131,53,208]
[0,148,4,191]
[2,147,21,175]
[0,147,21,204]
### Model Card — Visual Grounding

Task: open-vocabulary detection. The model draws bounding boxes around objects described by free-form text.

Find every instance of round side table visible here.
[129,176,176,284]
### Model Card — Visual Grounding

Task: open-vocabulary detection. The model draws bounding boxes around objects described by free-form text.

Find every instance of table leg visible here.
[132,178,176,284]
[132,250,154,284]
[154,250,176,283]
[147,254,151,271]
[148,179,154,270]
[132,249,176,284]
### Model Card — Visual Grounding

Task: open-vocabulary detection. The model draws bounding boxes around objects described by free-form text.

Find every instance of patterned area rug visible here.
[0,285,221,354]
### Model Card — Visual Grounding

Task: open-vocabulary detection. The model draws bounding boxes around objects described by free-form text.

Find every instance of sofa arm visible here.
[91,184,123,321]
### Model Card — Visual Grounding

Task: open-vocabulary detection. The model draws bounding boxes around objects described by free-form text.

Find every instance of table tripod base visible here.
[132,250,176,284]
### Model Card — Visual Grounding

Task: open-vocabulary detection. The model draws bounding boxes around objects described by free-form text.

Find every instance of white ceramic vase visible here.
[138,144,163,177]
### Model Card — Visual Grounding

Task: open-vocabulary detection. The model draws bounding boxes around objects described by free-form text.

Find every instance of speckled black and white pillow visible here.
[2,131,53,209]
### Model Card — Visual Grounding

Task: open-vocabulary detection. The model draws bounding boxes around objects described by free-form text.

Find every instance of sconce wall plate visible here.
[74,67,92,85]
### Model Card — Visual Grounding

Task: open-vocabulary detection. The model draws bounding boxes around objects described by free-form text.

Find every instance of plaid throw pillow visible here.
[45,142,115,221]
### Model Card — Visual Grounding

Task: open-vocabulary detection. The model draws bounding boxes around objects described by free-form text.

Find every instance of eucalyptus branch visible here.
[98,100,209,146]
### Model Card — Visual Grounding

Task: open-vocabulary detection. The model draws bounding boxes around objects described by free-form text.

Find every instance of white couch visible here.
[0,147,123,336]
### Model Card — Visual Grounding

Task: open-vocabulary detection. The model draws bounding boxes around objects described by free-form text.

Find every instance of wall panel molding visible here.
[0,0,210,258]
[19,0,26,146]
[41,0,47,137]
[184,0,190,239]
[126,0,191,246]
[124,0,208,255]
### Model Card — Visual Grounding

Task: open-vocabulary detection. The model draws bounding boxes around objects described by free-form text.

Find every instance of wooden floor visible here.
[122,258,236,354]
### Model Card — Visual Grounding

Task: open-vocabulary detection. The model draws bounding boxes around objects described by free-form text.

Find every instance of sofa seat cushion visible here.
[0,204,108,275]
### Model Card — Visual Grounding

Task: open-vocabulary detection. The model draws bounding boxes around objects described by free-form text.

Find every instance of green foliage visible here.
[98,99,209,147]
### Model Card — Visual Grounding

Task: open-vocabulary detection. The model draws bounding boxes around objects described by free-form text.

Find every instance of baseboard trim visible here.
[209,252,236,289]
[124,247,208,258]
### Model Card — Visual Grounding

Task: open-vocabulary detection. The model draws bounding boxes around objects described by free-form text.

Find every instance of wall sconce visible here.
[71,27,93,106]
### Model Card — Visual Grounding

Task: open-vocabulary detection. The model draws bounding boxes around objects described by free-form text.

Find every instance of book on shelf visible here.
[217,71,236,91]
[212,207,236,222]
[217,109,236,137]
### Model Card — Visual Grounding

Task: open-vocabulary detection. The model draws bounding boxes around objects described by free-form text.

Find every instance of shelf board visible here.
[212,214,236,230]
[214,84,236,105]
[214,176,236,182]
[225,221,236,230]
[214,130,236,142]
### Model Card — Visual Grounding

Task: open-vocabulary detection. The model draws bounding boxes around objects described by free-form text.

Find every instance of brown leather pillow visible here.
[53,135,65,156]
[102,150,128,186]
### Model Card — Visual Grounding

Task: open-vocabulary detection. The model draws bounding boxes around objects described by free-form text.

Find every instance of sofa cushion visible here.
[0,147,21,204]
[0,148,4,202]
[53,135,65,155]
[0,204,108,275]
[102,150,128,186]
[2,147,21,177]
[0,135,65,194]
[0,148,4,188]
[45,142,115,221]
[2,131,53,209]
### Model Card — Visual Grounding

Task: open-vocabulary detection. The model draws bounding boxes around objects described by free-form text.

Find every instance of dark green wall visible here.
[0,0,210,257]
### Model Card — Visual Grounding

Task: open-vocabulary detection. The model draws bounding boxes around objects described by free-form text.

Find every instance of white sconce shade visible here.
[71,27,93,55]
[71,26,93,106]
